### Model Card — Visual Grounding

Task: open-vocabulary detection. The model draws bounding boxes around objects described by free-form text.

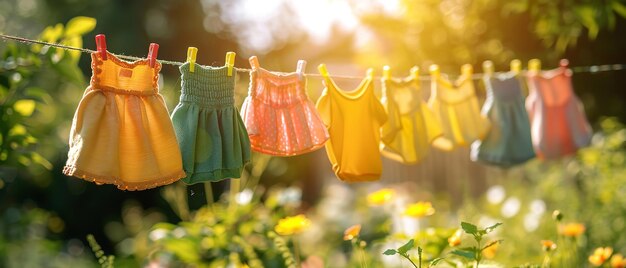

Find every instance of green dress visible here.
[171,63,251,183]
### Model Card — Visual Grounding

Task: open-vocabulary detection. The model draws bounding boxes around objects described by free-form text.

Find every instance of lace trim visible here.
[90,52,161,94]
[63,165,186,191]
[89,85,158,96]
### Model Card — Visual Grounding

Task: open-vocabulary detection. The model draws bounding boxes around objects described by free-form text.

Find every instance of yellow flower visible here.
[275,214,311,236]
[611,254,626,268]
[558,222,586,237]
[403,202,435,218]
[367,188,395,206]
[343,224,362,241]
[541,240,557,252]
[589,247,614,266]
[448,229,462,247]
[483,241,499,259]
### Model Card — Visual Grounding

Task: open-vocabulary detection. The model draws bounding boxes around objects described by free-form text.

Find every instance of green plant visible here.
[86,234,114,268]
[450,222,503,267]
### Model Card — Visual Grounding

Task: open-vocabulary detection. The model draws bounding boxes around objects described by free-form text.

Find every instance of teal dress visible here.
[470,75,535,166]
[171,63,251,183]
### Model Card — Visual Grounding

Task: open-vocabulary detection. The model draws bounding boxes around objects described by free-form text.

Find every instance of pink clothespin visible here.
[95,34,107,60]
[148,43,159,68]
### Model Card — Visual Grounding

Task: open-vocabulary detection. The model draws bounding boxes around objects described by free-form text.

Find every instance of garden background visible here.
[1,0,626,267]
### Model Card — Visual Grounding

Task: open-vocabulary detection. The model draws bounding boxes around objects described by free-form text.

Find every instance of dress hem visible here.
[63,165,186,191]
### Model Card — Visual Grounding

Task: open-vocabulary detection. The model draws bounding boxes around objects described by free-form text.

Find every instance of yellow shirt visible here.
[316,75,387,182]
[381,77,443,164]
[428,76,490,150]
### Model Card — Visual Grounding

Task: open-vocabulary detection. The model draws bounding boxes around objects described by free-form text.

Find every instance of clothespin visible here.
[249,56,260,70]
[429,64,440,77]
[461,64,473,77]
[148,43,159,68]
[296,60,306,79]
[225,52,236,76]
[482,60,494,76]
[187,47,198,73]
[528,59,541,72]
[366,68,374,79]
[510,59,521,75]
[95,34,107,60]
[410,66,419,80]
[383,65,391,80]
[318,64,329,78]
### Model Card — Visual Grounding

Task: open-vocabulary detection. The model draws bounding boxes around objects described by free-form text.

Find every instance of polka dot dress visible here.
[240,57,329,156]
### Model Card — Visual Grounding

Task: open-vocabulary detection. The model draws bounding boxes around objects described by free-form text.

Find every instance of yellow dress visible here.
[316,75,387,182]
[381,77,442,164]
[63,52,185,190]
[428,76,490,150]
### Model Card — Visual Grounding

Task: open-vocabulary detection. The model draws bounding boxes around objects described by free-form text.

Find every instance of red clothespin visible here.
[148,43,159,68]
[95,34,107,60]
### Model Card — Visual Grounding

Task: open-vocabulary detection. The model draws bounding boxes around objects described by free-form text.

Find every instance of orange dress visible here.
[63,52,185,190]
[240,58,328,156]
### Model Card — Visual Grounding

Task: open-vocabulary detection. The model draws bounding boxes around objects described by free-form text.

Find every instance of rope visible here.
[1,33,625,81]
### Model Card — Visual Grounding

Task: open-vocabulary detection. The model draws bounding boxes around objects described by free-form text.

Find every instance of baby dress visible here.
[470,74,535,166]
[316,70,387,182]
[380,75,443,164]
[525,66,592,159]
[429,75,490,150]
[63,51,186,190]
[170,62,251,184]
[240,57,328,156]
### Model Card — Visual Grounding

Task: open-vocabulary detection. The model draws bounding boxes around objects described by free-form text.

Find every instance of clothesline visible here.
[1,33,625,81]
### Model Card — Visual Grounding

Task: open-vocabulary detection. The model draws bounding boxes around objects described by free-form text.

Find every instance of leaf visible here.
[612,1,626,18]
[484,222,503,234]
[397,239,415,254]
[481,240,503,251]
[61,36,83,62]
[33,24,64,53]
[163,238,200,263]
[575,5,599,39]
[13,99,36,116]
[64,16,97,37]
[31,152,53,170]
[383,249,397,256]
[451,249,475,260]
[461,222,478,235]
[430,257,446,265]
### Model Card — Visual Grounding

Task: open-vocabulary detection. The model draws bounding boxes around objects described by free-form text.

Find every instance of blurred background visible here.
[1,0,626,267]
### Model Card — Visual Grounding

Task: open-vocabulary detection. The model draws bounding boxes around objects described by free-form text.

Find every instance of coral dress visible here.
[429,76,490,150]
[170,62,251,183]
[240,57,328,156]
[316,74,387,182]
[525,67,592,159]
[380,76,442,164]
[63,52,185,190]
[470,74,535,166]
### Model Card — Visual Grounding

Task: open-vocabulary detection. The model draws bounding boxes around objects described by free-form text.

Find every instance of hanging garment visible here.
[63,52,185,190]
[316,73,387,182]
[380,76,443,164]
[429,76,490,150]
[525,67,592,159]
[170,62,251,184]
[240,58,328,156]
[470,74,535,166]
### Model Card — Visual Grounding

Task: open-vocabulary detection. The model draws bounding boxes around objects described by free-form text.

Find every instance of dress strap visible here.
[296,60,307,79]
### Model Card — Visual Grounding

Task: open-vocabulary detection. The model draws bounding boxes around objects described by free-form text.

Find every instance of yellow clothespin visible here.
[318,64,329,78]
[510,59,521,75]
[225,51,236,76]
[366,68,374,79]
[249,56,260,69]
[187,47,198,73]
[528,58,541,72]
[461,64,473,77]
[482,60,494,76]
[429,64,440,77]
[383,65,391,80]
[410,66,419,80]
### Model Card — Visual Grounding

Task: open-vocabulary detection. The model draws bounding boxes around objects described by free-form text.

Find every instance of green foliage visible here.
[86,234,114,268]
[382,239,421,268]
[0,16,94,187]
